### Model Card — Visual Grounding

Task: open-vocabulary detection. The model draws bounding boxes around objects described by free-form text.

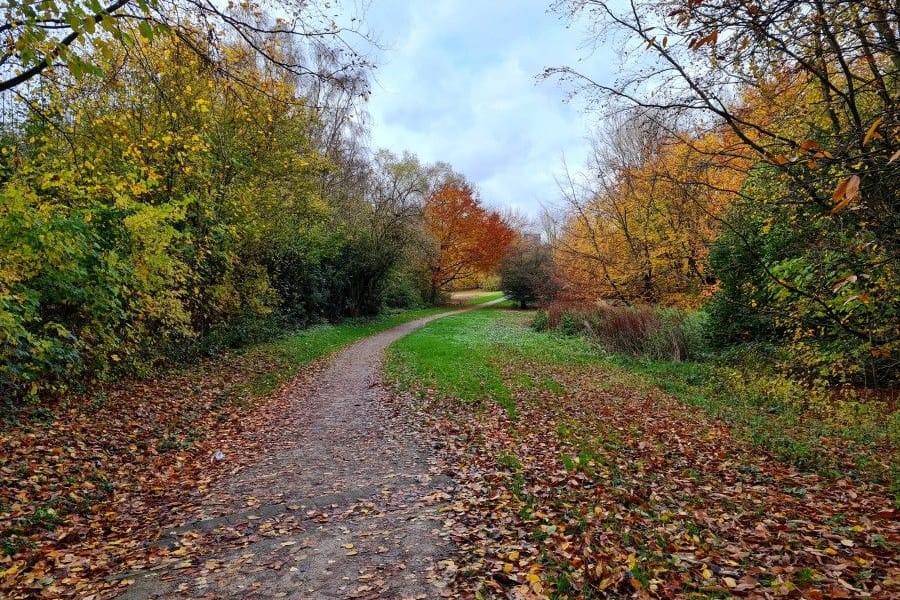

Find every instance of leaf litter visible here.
[394,358,898,599]
[0,349,326,598]
[2,310,897,599]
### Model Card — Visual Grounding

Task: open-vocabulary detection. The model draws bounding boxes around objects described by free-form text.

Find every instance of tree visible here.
[0,17,390,400]
[325,151,440,316]
[500,240,558,309]
[549,0,899,385]
[423,180,517,301]
[553,110,737,306]
[0,0,372,94]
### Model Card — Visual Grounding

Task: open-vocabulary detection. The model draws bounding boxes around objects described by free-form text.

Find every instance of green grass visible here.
[385,307,596,417]
[460,291,505,306]
[386,307,897,491]
[602,353,899,491]
[236,307,449,398]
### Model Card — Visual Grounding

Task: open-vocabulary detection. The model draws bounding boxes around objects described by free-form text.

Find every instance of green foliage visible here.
[499,241,558,308]
[707,167,899,387]
[29,506,63,531]
[706,196,782,347]
[531,310,550,332]
[0,29,430,405]
[643,307,708,361]
[559,311,580,337]
[380,269,425,310]
[0,168,180,399]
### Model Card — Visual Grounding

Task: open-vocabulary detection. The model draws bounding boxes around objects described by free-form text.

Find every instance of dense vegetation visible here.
[499,239,559,309]
[545,0,898,388]
[0,7,516,406]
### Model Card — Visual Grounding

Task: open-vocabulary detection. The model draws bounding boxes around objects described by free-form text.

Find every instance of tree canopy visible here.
[547,0,898,385]
[0,5,518,403]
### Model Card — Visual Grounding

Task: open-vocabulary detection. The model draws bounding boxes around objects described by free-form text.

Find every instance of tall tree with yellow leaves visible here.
[550,0,899,384]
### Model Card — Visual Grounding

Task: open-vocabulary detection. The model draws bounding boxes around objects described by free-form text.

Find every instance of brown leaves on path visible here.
[0,350,325,599]
[400,362,898,599]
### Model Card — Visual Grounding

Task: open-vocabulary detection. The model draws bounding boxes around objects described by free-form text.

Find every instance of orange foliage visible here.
[424,181,517,296]
[555,125,748,307]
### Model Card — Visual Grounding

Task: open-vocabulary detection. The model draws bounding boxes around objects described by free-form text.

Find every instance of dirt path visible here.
[114,306,494,600]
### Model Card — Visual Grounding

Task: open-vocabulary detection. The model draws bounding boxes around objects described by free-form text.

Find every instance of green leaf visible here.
[138,20,155,40]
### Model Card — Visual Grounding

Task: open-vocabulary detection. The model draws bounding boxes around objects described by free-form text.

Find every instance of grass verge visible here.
[386,306,899,599]
[446,289,506,307]
[388,307,897,489]
[239,306,449,397]
[602,353,899,491]
[461,291,505,305]
[386,307,596,417]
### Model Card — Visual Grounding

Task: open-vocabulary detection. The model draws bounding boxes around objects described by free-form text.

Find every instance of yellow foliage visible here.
[556,127,747,306]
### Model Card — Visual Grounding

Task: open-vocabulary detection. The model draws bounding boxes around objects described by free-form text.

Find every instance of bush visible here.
[593,305,660,355]
[706,170,899,387]
[539,302,708,361]
[0,35,427,406]
[499,241,559,308]
[559,311,580,337]
[531,310,549,332]
[480,274,502,292]
[381,270,424,310]
[642,308,709,362]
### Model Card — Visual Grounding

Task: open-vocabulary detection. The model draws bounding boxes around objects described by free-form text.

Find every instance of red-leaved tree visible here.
[424,181,517,301]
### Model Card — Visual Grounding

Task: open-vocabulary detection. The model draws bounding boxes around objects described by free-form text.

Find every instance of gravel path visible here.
[114,307,491,600]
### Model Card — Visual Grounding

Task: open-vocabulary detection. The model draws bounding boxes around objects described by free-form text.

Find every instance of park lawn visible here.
[386,307,596,417]
[447,289,506,307]
[236,306,448,397]
[462,291,506,305]
[385,307,899,600]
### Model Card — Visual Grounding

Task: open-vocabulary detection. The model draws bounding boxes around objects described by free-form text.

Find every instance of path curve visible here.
[116,301,501,599]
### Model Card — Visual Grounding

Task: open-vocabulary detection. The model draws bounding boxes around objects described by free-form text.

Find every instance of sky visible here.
[360,0,618,220]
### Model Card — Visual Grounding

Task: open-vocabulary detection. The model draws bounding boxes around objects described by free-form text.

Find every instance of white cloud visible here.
[363,0,616,219]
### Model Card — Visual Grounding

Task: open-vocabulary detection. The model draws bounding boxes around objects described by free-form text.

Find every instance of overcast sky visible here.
[361,0,617,220]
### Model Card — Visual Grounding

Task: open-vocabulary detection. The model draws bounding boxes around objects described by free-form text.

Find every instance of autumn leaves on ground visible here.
[2,0,899,599]
[388,309,897,599]
[3,302,896,599]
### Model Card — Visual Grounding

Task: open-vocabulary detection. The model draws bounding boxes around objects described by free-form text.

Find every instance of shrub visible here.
[499,241,559,308]
[480,275,502,292]
[642,308,709,362]
[539,302,708,361]
[559,311,580,337]
[381,270,424,310]
[531,310,549,332]
[594,305,660,356]
[706,172,899,387]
